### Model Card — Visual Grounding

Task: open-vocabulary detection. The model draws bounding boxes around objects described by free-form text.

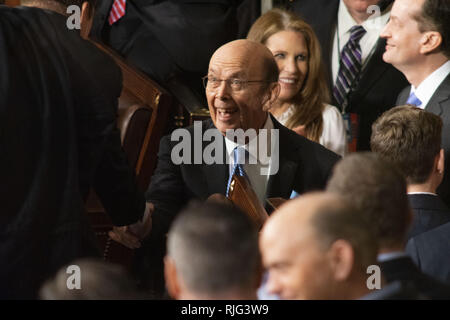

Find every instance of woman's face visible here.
[265,30,309,104]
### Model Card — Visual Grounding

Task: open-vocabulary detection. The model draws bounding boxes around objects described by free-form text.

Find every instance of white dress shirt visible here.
[409,60,450,109]
[276,104,347,157]
[331,0,391,83]
[224,115,275,204]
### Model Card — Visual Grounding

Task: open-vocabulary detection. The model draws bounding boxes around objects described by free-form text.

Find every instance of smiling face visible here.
[206,41,273,135]
[380,0,426,70]
[264,30,308,106]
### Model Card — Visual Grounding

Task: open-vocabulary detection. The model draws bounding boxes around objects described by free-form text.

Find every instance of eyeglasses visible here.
[202,76,270,92]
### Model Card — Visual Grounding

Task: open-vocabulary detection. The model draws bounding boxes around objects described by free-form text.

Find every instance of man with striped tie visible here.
[381,0,450,207]
[280,0,409,151]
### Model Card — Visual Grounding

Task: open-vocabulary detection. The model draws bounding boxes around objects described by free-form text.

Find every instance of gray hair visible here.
[167,202,260,296]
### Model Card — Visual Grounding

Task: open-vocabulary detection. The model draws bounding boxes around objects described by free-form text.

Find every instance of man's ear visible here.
[164,256,181,300]
[419,31,443,55]
[436,148,445,175]
[262,82,280,111]
[80,1,94,39]
[328,239,355,282]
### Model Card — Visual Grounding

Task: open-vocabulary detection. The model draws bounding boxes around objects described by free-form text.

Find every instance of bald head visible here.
[205,39,280,135]
[211,39,279,84]
[260,192,377,300]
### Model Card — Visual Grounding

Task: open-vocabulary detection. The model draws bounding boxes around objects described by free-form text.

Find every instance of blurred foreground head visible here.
[260,192,378,300]
[165,202,261,300]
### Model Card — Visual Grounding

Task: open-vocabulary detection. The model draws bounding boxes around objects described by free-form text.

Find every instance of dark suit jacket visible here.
[407,194,450,239]
[0,7,144,299]
[91,0,239,96]
[146,116,340,239]
[284,0,409,151]
[397,74,450,207]
[380,256,450,299]
[406,222,450,286]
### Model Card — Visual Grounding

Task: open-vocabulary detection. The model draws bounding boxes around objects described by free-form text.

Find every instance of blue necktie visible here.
[406,92,422,107]
[226,147,248,196]
[333,25,367,109]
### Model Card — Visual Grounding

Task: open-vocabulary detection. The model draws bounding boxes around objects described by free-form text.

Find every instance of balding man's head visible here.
[205,39,280,135]
[260,192,377,300]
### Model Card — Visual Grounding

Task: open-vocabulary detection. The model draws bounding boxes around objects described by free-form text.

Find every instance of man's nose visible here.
[216,80,231,99]
[380,22,390,39]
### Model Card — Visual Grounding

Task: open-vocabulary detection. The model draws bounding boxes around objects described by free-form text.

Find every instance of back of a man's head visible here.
[39,259,141,300]
[371,105,443,185]
[165,202,260,300]
[326,153,411,250]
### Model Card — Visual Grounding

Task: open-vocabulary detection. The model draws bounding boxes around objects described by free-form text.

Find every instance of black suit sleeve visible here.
[145,134,190,237]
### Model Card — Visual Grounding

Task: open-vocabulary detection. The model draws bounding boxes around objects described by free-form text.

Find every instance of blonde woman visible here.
[247,9,347,157]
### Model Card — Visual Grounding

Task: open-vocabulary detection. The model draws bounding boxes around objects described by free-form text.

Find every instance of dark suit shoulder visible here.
[407,194,450,238]
[380,256,450,299]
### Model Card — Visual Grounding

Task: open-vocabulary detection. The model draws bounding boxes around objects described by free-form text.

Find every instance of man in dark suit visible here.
[406,221,450,285]
[0,2,150,298]
[117,40,339,296]
[327,153,450,299]
[90,0,241,109]
[277,0,408,151]
[381,0,450,208]
[371,106,450,239]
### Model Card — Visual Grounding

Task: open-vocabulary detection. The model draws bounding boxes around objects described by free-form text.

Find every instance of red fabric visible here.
[108,0,126,25]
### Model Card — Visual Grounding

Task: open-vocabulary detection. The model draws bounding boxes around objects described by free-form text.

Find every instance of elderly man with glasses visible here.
[110,39,339,297]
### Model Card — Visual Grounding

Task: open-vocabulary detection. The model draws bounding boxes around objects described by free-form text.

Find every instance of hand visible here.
[292,125,306,137]
[108,202,154,249]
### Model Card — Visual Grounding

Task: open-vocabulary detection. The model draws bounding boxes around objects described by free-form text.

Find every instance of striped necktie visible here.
[108,0,127,25]
[333,25,367,109]
[406,92,422,107]
[226,147,249,197]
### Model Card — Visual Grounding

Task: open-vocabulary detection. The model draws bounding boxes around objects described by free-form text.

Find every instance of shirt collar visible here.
[224,114,273,163]
[338,0,391,37]
[377,251,408,263]
[407,192,438,196]
[411,60,450,108]
[338,0,357,39]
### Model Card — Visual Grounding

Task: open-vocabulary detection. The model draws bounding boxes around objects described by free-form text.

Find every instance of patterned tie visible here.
[406,92,422,107]
[108,0,127,25]
[333,25,367,109]
[226,147,249,197]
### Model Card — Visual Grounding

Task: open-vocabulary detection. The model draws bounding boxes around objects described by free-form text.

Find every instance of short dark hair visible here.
[167,202,260,296]
[326,153,411,249]
[311,197,378,272]
[371,105,442,184]
[414,0,450,57]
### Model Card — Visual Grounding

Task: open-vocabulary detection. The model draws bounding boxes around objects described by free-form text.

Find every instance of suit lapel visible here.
[348,39,389,105]
[265,118,300,202]
[202,120,228,195]
[425,74,450,116]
